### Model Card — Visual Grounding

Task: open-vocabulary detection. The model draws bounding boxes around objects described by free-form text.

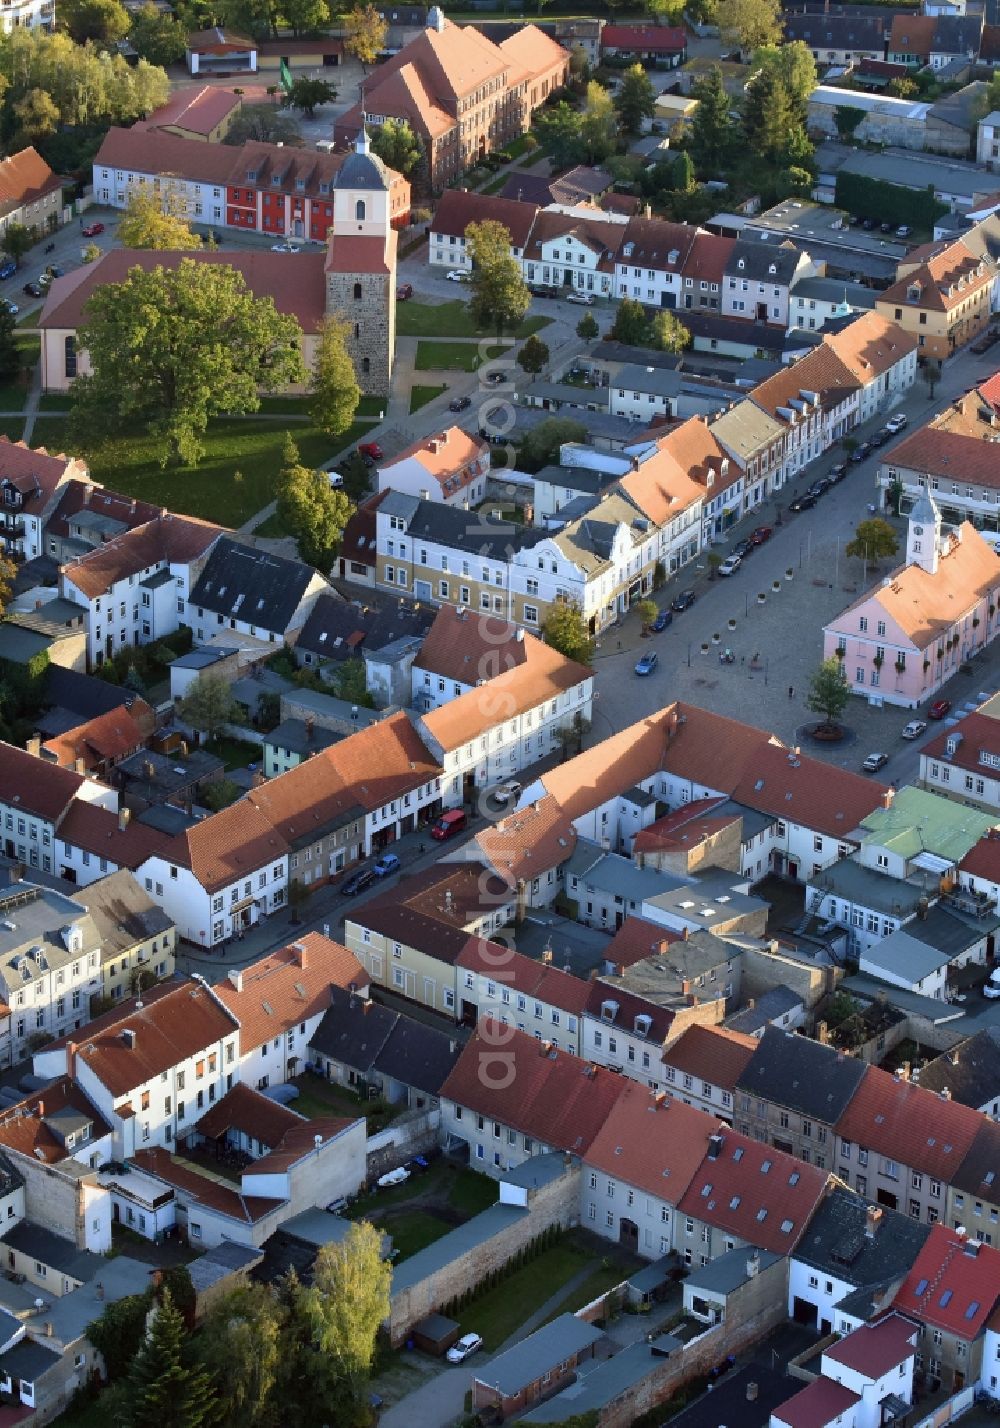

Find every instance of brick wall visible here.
[587,1253,788,1428]
[388,1161,580,1344]
[741,945,829,1011]
[8,1150,89,1250]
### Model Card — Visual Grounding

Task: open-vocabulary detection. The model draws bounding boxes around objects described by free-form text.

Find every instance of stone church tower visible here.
[325,129,397,396]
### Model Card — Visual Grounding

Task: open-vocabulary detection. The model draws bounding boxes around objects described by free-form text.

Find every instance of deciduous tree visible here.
[576,311,599,341]
[543,600,595,664]
[806,656,850,731]
[0,303,21,384]
[580,81,618,163]
[71,259,305,465]
[285,76,335,119]
[748,41,816,122]
[651,309,691,353]
[61,0,130,45]
[118,191,201,250]
[310,315,360,439]
[282,0,329,37]
[533,101,585,171]
[129,3,187,64]
[718,0,781,52]
[343,3,386,66]
[310,1223,391,1397]
[517,333,549,375]
[845,517,898,565]
[178,673,239,740]
[610,297,651,346]
[276,434,354,571]
[197,1286,281,1428]
[13,87,59,140]
[2,224,33,268]
[518,416,586,472]
[615,64,655,135]
[689,65,736,174]
[465,218,530,340]
[0,553,15,619]
[369,117,424,177]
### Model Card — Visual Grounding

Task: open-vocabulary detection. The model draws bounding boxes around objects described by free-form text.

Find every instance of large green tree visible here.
[129,3,187,64]
[2,223,33,268]
[465,218,530,340]
[845,517,899,565]
[517,333,549,375]
[579,81,618,164]
[13,87,59,141]
[178,673,239,739]
[610,297,651,347]
[533,101,585,171]
[0,30,170,131]
[615,64,655,136]
[120,1289,218,1428]
[310,1224,391,1398]
[518,416,586,472]
[118,191,201,250]
[806,657,850,731]
[369,118,424,178]
[283,0,329,36]
[276,434,354,571]
[718,0,782,52]
[0,302,21,383]
[749,41,817,123]
[743,70,801,165]
[651,309,691,353]
[543,600,595,664]
[197,1286,282,1428]
[61,0,130,45]
[310,315,360,439]
[71,259,305,465]
[285,76,335,119]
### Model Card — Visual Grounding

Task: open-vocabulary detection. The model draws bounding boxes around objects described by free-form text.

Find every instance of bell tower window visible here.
[356,200,366,221]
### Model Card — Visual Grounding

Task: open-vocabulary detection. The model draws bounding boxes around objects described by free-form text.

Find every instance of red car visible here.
[396,283,413,300]
[81,222,104,237]
[358,441,383,463]
[750,526,773,545]
[929,699,952,719]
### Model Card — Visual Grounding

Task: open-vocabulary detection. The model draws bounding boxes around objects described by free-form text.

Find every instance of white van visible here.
[327,469,344,488]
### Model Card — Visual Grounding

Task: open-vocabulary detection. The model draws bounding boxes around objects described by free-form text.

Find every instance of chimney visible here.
[83,485,93,506]
[228,968,243,992]
[75,757,86,774]
[882,789,894,809]
[363,999,372,1013]
[707,1132,724,1160]
[865,1205,883,1239]
[746,1250,759,1279]
[36,1100,44,1119]
[816,1020,829,1045]
[540,1039,554,1056]
[26,736,41,758]
[654,1090,667,1107]
[44,1321,52,1337]
[293,940,308,968]
[305,716,314,744]
[118,807,131,832]
[949,1048,960,1066]
[122,1028,136,1049]
[747,1382,759,1402]
[899,1061,910,1082]
[940,1086,952,1100]
[66,1041,77,1078]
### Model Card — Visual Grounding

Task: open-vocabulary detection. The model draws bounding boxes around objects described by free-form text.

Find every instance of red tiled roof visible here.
[457,937,590,1015]
[752,345,860,424]
[884,425,1000,491]
[325,234,391,275]
[585,1080,719,1200]
[679,231,733,286]
[0,440,84,517]
[677,1125,830,1254]
[773,1378,861,1428]
[416,605,529,684]
[893,1224,1000,1337]
[822,312,918,383]
[45,479,164,542]
[439,1018,629,1154]
[633,796,736,854]
[731,740,889,838]
[0,740,84,823]
[56,801,171,870]
[431,189,539,250]
[470,795,578,887]
[245,1117,354,1177]
[599,916,681,972]
[42,705,148,770]
[661,1025,758,1091]
[0,1077,109,1164]
[134,1146,283,1223]
[353,864,514,967]
[921,711,1000,777]
[603,24,686,50]
[195,1081,304,1148]
[186,27,255,51]
[0,147,61,217]
[824,1314,917,1380]
[835,1064,984,1181]
[75,982,238,1097]
[214,933,368,1055]
[959,833,1000,884]
[160,798,290,893]
[145,86,242,136]
[60,513,223,600]
[879,240,992,313]
[889,13,934,55]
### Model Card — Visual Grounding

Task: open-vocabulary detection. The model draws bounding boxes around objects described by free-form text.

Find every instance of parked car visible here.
[750,526,772,545]
[430,809,467,841]
[671,589,696,612]
[396,283,413,300]
[493,780,521,806]
[530,284,559,299]
[358,441,383,463]
[340,867,376,896]
[0,260,14,281]
[566,291,594,305]
[971,326,1000,355]
[0,299,18,316]
[929,699,952,719]
[896,225,911,238]
[901,719,927,740]
[806,477,831,499]
[652,607,673,632]
[81,222,104,237]
[717,554,741,576]
[828,464,848,482]
[377,1167,410,1189]
[446,1334,483,1365]
[862,752,889,773]
[984,970,1000,999]
[446,269,468,282]
[885,413,908,434]
[22,282,42,298]
[635,651,658,676]
[851,442,872,464]
[449,395,471,412]
[869,429,890,448]
[862,217,876,230]
[787,493,816,512]
[484,371,507,385]
[46,265,63,279]
[731,538,753,559]
[326,470,344,488]
[271,241,300,253]
[373,852,401,877]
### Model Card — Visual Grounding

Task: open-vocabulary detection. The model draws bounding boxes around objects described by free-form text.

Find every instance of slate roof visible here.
[726,234,803,285]
[378,489,543,559]
[475,1315,604,1397]
[0,1222,102,1282]
[724,986,804,1036]
[792,1186,932,1285]
[78,869,174,958]
[190,536,323,635]
[949,1117,1000,1199]
[44,668,148,725]
[295,591,433,663]
[735,1026,867,1123]
[0,1337,62,1384]
[309,985,462,1094]
[917,1029,1000,1110]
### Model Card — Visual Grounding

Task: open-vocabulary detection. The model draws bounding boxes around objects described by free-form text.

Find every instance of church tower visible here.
[906,485,942,575]
[325,129,396,396]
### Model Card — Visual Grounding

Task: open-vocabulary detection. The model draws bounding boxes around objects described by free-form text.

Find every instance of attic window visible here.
[915,1278,929,1296]
[780,1218,794,1234]
[754,779,764,791]
[788,1172,800,1186]
[733,1147,744,1162]
[939,1290,953,1308]
[760,1160,771,1174]
[700,1183,712,1197]
[756,1208,768,1222]
[729,1195,741,1209]
[966,1301,981,1319]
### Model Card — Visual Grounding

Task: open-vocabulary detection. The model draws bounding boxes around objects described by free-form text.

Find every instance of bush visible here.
[835,169,947,230]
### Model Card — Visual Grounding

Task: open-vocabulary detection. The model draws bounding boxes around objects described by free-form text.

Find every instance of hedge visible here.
[834,169,948,230]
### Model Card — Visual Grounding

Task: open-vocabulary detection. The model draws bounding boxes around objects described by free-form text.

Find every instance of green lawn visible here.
[0,419,24,442]
[0,335,40,411]
[409,382,447,413]
[538,1259,630,1328]
[348,1161,498,1224]
[252,509,290,539]
[479,173,509,195]
[381,1208,452,1261]
[27,416,339,529]
[454,1239,599,1350]
[398,300,551,340]
[415,340,511,373]
[36,392,71,412]
[503,133,540,160]
[203,735,262,770]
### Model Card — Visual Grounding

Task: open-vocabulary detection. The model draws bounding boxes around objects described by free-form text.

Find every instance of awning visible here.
[912,852,953,875]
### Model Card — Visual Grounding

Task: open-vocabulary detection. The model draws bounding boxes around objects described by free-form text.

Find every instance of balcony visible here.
[0,519,24,538]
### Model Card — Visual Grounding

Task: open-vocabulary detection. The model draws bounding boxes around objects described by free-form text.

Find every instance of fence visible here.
[911,1386,975,1428]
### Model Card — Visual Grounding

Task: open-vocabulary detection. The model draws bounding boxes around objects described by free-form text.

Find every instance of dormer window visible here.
[768,263,776,275]
[319,181,330,195]
[623,242,634,258]
[246,168,258,183]
[271,173,281,187]
[295,177,305,192]
[737,258,745,270]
